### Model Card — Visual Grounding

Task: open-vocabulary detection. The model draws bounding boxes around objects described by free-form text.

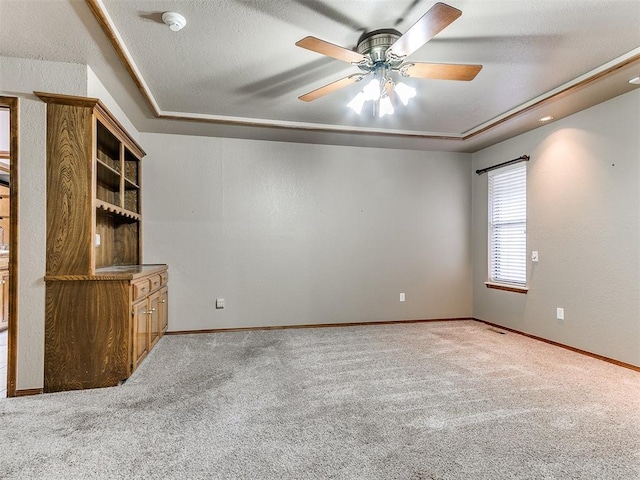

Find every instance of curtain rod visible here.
[475,155,530,175]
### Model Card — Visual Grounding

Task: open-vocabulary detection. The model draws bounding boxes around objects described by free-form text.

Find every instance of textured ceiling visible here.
[1,0,639,151]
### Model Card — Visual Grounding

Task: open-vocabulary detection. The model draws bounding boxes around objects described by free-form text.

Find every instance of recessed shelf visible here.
[124,148,139,186]
[96,121,121,172]
[124,189,139,214]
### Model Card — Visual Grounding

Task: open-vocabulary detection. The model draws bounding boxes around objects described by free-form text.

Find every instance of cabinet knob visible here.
[161,299,166,303]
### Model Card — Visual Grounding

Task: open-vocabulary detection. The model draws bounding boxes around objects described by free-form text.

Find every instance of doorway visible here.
[0,97,18,398]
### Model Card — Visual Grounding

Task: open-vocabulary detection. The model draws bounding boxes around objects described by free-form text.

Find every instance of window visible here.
[488,163,527,287]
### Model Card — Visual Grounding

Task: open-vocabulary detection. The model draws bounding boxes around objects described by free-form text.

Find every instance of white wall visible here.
[142,133,473,331]
[472,89,640,366]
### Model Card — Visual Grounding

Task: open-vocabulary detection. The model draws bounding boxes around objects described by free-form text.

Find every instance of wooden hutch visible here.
[0,178,8,333]
[37,92,168,393]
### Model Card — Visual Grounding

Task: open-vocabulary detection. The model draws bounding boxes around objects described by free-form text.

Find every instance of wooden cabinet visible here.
[131,270,168,371]
[132,296,149,370]
[0,256,8,332]
[37,92,143,276]
[0,184,10,251]
[38,92,168,393]
[160,286,169,333]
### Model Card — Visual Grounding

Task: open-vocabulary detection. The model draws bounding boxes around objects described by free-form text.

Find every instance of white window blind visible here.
[488,164,527,285]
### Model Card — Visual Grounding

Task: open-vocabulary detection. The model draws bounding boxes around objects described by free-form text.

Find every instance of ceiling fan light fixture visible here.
[362,78,382,101]
[348,92,366,114]
[378,95,394,118]
[629,76,640,85]
[394,82,416,106]
[295,2,482,119]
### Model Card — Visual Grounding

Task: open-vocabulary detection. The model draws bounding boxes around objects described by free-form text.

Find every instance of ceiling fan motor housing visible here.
[356,29,403,70]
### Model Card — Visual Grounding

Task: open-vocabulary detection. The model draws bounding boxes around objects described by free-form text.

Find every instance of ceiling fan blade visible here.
[299,74,365,102]
[296,36,366,64]
[402,62,482,81]
[388,2,462,59]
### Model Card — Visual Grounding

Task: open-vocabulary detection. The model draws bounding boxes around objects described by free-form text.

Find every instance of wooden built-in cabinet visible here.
[0,183,10,250]
[131,270,168,371]
[37,92,168,393]
[0,255,8,332]
[0,182,9,333]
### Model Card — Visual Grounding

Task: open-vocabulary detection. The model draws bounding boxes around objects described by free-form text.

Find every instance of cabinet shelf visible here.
[96,199,141,221]
[124,177,140,190]
[96,159,121,189]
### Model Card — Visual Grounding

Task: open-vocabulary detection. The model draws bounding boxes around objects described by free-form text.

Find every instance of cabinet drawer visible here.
[160,271,168,286]
[132,279,150,300]
[150,275,161,291]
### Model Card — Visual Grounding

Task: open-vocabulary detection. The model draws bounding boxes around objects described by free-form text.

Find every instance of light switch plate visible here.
[216,298,224,309]
[531,251,538,262]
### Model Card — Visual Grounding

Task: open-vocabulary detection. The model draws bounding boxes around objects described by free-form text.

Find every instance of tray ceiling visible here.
[1,0,639,151]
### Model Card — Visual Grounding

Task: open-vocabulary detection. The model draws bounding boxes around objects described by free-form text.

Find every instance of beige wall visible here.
[141,133,473,330]
[472,90,640,366]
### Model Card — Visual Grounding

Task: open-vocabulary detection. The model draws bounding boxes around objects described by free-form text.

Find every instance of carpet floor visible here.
[0,320,638,479]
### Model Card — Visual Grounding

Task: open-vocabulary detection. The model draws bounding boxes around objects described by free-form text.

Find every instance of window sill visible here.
[484,282,528,294]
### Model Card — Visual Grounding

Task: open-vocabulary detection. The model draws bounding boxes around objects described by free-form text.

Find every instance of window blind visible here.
[488,164,527,285]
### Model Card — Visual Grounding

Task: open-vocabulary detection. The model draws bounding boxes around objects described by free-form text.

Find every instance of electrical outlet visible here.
[556,307,564,320]
[399,293,405,302]
[95,233,101,247]
[216,298,224,309]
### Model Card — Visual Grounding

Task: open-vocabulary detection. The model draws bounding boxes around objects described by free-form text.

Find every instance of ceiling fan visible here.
[295,2,482,116]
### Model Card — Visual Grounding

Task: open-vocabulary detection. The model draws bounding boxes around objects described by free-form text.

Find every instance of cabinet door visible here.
[0,272,7,331]
[132,300,149,370]
[148,291,161,349]
[159,287,168,332]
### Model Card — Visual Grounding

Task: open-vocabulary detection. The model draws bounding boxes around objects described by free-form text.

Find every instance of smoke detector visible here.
[162,12,186,32]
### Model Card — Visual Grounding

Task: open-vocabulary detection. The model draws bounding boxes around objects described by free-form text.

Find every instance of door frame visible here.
[0,96,18,397]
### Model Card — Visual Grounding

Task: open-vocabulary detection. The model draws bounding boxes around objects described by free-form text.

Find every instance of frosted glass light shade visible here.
[347,92,366,114]
[362,78,381,101]
[378,95,394,117]
[395,82,416,106]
